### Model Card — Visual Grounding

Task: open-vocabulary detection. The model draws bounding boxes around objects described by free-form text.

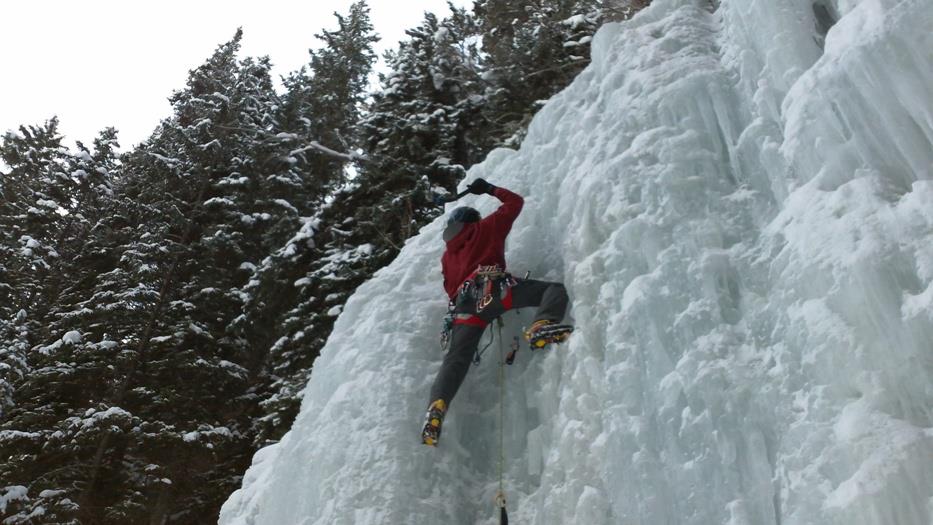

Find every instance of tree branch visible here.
[524,58,589,80]
[290,141,367,163]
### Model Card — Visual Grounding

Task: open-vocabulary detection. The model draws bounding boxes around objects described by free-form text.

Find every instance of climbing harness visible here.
[441,265,518,351]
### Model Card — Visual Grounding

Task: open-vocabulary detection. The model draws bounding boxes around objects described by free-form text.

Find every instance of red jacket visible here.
[442,187,524,299]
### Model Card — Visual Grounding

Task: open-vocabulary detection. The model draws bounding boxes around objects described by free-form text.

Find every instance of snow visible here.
[326,305,342,317]
[72,407,132,429]
[0,486,28,513]
[219,176,250,187]
[204,197,235,208]
[0,430,40,441]
[563,14,587,28]
[183,426,234,443]
[273,199,299,214]
[20,236,40,250]
[36,331,86,354]
[221,1,933,524]
[148,152,180,165]
[219,360,248,378]
[278,216,319,258]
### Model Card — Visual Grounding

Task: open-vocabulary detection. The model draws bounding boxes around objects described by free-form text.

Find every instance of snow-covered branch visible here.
[289,141,367,163]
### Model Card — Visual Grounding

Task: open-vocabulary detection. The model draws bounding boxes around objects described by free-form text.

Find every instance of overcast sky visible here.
[0,0,467,149]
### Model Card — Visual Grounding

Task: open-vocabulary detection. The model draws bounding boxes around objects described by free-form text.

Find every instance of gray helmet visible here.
[444,207,480,241]
[448,207,480,225]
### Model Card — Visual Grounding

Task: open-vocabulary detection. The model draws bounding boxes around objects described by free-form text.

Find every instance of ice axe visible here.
[432,188,470,206]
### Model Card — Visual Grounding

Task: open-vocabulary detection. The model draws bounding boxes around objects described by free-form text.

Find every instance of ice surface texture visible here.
[221,0,933,523]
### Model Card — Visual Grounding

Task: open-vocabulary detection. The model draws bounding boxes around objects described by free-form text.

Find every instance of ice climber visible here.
[421,178,573,446]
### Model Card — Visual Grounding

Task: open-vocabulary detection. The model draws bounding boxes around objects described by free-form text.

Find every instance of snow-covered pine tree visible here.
[33,129,120,336]
[0,309,28,418]
[304,1,378,190]
[80,31,283,523]
[357,8,485,244]
[239,1,380,446]
[242,9,488,441]
[0,121,70,420]
[0,123,123,524]
[0,119,72,322]
[276,1,377,197]
[475,0,603,146]
[0,30,293,523]
[602,0,652,21]
[0,119,108,423]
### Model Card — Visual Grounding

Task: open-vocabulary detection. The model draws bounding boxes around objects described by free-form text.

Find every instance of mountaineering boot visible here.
[421,399,447,446]
[524,319,574,349]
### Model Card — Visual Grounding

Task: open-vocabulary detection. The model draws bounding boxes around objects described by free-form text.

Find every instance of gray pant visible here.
[429,279,569,408]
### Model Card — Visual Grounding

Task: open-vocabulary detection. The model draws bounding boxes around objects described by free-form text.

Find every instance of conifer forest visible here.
[0,1,647,522]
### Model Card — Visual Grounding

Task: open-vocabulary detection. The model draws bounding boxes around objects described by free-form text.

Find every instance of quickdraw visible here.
[505,336,520,365]
[439,312,454,351]
[475,265,507,313]
[472,327,496,365]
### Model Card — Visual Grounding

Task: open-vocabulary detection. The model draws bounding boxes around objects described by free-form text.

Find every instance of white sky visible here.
[0,0,467,149]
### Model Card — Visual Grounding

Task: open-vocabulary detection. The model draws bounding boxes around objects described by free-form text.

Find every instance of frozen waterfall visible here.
[221,0,933,523]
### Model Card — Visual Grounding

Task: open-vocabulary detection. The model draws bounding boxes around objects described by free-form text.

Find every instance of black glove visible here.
[467,178,495,195]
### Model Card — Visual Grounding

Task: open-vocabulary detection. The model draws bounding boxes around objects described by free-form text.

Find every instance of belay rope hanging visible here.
[495,319,509,525]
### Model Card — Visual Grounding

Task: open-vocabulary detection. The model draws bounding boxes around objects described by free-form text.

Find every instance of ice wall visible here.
[220,0,933,523]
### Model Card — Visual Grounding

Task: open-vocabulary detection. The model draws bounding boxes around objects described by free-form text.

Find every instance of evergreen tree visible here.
[0,119,72,321]
[277,0,378,197]
[233,2,379,446]
[1,30,287,523]
[0,1,631,521]
[246,9,490,441]
[0,123,121,524]
[0,309,28,418]
[305,0,379,189]
[0,119,112,423]
[357,8,485,247]
[475,0,603,146]
[75,30,280,522]
[0,122,65,420]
